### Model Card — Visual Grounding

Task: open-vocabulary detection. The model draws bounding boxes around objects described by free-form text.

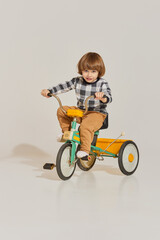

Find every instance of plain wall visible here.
[0,0,159,162]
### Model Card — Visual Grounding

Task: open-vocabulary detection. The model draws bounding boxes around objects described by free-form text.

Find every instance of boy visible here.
[41,52,112,160]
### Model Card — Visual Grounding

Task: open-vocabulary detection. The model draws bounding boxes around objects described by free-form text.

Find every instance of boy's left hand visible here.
[95,92,107,103]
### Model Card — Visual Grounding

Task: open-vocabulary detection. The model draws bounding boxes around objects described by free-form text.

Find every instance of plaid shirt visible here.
[49,76,112,115]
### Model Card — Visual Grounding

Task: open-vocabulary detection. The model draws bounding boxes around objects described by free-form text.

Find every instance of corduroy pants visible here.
[57,106,106,154]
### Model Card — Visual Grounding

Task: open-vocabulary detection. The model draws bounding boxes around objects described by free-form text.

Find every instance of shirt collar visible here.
[82,77,100,84]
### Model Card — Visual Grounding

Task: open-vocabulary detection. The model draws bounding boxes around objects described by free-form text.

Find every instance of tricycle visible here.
[43,94,139,180]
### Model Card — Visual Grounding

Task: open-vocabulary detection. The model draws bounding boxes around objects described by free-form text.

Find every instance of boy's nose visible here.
[88,71,92,76]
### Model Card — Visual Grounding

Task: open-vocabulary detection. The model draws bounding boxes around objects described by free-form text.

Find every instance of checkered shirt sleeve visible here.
[101,81,112,103]
[48,77,77,94]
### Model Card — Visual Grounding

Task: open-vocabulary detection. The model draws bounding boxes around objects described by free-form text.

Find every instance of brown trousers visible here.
[57,106,106,154]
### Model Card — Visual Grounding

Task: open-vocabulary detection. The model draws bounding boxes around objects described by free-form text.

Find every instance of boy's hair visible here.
[77,52,105,77]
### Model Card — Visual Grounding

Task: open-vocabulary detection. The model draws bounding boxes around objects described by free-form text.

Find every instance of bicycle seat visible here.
[100,114,108,130]
[66,109,84,118]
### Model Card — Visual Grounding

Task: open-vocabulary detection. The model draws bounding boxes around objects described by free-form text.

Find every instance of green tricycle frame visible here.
[43,94,139,181]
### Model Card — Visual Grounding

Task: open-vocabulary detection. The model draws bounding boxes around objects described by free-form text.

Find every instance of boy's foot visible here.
[77,151,89,161]
[56,133,64,142]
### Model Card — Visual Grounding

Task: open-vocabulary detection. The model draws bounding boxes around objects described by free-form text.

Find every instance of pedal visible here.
[43,163,56,170]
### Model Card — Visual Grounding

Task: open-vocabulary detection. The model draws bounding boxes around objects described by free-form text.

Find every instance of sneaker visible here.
[77,151,89,161]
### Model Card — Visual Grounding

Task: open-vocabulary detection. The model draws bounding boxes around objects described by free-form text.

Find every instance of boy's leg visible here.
[57,106,81,132]
[79,112,106,154]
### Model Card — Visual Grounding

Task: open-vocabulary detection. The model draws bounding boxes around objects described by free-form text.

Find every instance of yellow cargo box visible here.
[95,138,129,155]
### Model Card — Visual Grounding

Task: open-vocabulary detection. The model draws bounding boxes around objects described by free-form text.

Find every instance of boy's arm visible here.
[48,78,77,95]
[101,81,112,104]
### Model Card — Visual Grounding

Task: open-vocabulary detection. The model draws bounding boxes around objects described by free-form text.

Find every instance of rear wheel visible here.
[56,142,76,180]
[118,141,139,175]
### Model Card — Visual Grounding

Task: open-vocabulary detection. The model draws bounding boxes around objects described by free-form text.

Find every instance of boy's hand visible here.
[95,92,107,103]
[41,89,51,98]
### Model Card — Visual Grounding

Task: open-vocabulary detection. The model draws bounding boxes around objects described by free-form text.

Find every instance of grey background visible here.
[1,0,159,159]
[0,0,160,239]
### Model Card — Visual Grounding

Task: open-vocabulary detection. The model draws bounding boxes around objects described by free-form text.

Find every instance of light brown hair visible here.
[77,52,105,77]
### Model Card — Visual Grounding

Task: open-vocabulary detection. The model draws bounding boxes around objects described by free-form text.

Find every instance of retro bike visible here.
[43,93,139,180]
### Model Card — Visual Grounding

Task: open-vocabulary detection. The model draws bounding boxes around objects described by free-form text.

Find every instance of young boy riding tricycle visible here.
[41,52,139,180]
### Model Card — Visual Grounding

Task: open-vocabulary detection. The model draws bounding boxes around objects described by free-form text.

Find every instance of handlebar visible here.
[83,95,95,115]
[47,92,94,115]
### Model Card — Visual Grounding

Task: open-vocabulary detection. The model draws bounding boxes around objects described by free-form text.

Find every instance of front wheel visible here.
[118,141,139,175]
[56,142,76,180]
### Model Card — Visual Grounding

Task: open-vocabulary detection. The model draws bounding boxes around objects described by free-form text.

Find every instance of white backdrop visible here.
[0,0,159,163]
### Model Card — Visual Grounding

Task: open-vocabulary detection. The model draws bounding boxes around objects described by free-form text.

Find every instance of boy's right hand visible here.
[41,89,51,98]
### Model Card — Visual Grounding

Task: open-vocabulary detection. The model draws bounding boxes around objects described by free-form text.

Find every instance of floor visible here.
[0,146,159,240]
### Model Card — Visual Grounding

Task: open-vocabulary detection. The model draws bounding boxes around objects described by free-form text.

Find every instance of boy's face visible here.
[82,69,99,83]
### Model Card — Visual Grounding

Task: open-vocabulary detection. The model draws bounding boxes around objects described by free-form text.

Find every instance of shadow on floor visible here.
[12,143,53,165]
[5,143,124,180]
[10,143,62,180]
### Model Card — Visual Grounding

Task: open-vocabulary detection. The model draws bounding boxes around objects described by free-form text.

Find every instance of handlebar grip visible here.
[47,92,52,97]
